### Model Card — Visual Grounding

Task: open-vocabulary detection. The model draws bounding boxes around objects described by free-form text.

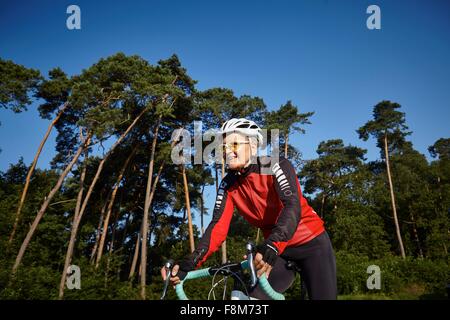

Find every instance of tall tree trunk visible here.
[129,225,141,280]
[120,192,142,256]
[182,164,195,253]
[75,105,148,227]
[320,194,326,219]
[409,209,423,259]
[116,210,132,279]
[12,133,92,274]
[58,144,88,299]
[138,249,143,279]
[136,141,171,288]
[138,143,166,287]
[105,207,120,288]
[284,134,289,159]
[221,159,227,264]
[119,210,132,252]
[139,112,180,299]
[96,146,137,268]
[95,194,117,269]
[90,199,108,264]
[384,133,406,259]
[140,115,162,300]
[57,106,148,286]
[9,103,68,245]
[435,176,448,256]
[200,185,205,236]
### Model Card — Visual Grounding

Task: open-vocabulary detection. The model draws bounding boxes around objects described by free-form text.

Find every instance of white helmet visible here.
[219,118,263,145]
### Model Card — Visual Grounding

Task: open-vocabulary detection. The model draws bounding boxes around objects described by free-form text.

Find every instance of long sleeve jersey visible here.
[180,156,325,271]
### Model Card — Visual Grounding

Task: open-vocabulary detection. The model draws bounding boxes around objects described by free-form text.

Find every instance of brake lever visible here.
[160,259,174,300]
[246,242,258,288]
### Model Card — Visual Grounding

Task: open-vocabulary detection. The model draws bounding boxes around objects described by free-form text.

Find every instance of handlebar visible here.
[246,242,258,288]
[174,259,285,300]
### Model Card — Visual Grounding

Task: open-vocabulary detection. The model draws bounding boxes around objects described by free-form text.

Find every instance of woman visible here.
[161,118,337,299]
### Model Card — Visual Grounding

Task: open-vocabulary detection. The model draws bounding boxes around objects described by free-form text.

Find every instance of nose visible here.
[225,149,237,158]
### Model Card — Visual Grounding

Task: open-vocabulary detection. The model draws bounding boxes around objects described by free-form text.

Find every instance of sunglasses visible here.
[221,141,250,153]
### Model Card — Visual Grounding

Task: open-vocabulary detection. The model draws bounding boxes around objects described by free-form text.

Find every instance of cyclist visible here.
[161,118,337,300]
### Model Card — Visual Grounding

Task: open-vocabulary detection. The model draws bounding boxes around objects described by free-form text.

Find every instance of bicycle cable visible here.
[209,265,252,300]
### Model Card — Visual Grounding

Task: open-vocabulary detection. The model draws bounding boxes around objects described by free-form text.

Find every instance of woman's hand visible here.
[160,264,183,286]
[243,252,273,278]
[254,252,273,278]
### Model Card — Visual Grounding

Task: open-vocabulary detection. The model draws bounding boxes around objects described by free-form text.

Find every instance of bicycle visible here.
[160,242,285,300]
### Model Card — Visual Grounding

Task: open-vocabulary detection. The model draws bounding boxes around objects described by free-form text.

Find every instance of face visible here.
[222,133,256,170]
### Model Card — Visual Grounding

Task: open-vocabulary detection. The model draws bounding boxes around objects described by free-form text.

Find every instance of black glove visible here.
[256,241,279,266]
[175,259,194,281]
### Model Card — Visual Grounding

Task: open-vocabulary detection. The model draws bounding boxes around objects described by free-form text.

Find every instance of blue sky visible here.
[1,0,449,227]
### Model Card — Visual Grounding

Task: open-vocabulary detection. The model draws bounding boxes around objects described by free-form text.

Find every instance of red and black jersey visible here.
[181,156,325,271]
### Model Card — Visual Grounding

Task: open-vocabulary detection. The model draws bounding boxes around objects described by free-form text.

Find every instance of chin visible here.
[228,161,244,170]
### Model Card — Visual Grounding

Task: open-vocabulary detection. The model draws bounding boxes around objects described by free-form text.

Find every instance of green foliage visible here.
[429,138,450,160]
[357,100,411,157]
[0,58,42,112]
[265,101,314,158]
[265,100,314,138]
[0,265,59,299]
[332,202,390,259]
[36,67,72,119]
[335,251,449,299]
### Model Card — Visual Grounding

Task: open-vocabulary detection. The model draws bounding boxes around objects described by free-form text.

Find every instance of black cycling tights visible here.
[249,231,337,300]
